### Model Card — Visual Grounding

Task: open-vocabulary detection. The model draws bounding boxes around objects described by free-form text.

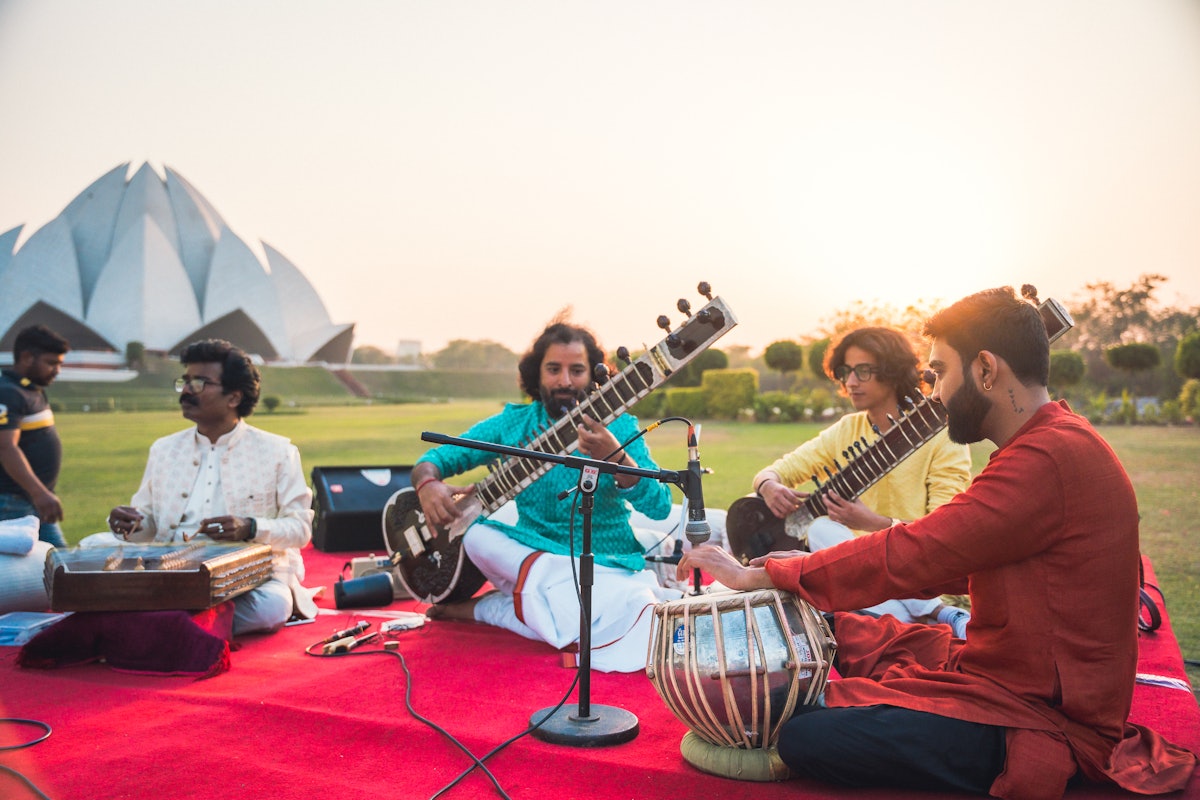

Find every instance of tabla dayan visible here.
[646,588,836,780]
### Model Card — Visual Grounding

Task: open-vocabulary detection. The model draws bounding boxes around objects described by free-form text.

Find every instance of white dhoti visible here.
[464,523,682,673]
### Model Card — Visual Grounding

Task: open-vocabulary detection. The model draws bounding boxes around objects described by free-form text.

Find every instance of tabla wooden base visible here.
[679,731,791,782]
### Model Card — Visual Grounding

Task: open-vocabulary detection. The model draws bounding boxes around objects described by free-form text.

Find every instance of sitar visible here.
[383,285,738,604]
[726,287,1074,563]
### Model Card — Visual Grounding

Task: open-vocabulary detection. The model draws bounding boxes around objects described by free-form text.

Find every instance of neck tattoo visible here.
[1008,388,1024,415]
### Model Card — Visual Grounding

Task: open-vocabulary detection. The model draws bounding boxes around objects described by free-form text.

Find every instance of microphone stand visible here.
[420,431,689,747]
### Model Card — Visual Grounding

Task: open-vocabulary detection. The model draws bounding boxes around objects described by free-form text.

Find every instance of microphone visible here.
[317,620,370,645]
[683,424,710,545]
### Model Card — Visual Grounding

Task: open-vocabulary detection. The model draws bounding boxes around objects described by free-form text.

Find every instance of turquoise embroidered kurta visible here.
[417,402,672,571]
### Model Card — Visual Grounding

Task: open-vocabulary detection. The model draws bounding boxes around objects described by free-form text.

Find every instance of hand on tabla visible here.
[677,544,775,592]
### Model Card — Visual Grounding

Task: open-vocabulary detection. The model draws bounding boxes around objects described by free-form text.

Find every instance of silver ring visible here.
[215,523,224,534]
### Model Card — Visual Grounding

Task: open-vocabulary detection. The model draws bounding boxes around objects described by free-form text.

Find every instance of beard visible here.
[540,386,587,418]
[945,371,991,444]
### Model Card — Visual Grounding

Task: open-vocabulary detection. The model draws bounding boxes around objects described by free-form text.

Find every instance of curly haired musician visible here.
[750,327,972,632]
[680,288,1196,798]
[83,339,316,636]
[411,317,677,672]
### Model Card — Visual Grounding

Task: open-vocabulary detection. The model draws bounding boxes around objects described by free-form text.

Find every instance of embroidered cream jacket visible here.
[126,421,314,607]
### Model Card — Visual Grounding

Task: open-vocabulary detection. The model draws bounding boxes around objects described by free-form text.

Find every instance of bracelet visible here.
[754,478,772,498]
[246,517,257,541]
[414,476,438,494]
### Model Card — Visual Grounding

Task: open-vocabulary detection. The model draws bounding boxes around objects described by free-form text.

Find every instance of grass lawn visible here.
[52,403,1199,691]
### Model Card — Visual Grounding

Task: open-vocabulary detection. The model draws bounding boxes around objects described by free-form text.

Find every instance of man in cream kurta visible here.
[86,340,316,635]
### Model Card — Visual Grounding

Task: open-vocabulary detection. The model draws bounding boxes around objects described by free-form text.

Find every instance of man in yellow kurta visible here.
[750,327,971,631]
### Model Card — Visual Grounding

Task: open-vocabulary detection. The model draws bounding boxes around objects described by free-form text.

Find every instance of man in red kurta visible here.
[680,287,1196,799]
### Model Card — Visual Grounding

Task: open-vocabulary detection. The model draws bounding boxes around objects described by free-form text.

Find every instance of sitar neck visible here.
[801,397,948,520]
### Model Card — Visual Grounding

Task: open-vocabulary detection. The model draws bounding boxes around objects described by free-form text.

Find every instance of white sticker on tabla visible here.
[672,623,687,655]
[793,634,814,679]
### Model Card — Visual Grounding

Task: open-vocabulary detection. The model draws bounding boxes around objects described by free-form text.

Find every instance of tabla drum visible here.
[646,588,835,753]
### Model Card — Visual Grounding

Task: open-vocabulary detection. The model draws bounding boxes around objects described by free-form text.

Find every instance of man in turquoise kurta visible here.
[412,319,676,672]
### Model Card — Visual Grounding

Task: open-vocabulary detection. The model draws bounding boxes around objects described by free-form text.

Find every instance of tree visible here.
[671,348,728,388]
[431,340,519,371]
[807,338,830,379]
[262,395,282,413]
[764,340,804,391]
[352,345,395,365]
[1048,351,1086,397]
[1071,273,1168,352]
[1174,331,1200,380]
[1104,343,1161,395]
[125,341,145,370]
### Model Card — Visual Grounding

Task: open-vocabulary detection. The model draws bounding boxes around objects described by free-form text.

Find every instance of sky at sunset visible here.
[2,0,1199,357]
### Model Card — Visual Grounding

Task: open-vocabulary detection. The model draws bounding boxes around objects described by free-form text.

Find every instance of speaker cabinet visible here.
[310,465,413,552]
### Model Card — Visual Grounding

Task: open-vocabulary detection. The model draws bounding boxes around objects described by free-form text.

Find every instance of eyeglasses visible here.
[174,377,221,394]
[833,363,882,383]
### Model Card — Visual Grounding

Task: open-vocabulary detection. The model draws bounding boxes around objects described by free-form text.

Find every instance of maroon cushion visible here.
[17,602,234,678]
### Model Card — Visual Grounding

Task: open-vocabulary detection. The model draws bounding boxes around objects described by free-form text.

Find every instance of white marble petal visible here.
[165,166,226,307]
[60,162,129,305]
[0,217,84,339]
[204,226,290,358]
[86,215,201,350]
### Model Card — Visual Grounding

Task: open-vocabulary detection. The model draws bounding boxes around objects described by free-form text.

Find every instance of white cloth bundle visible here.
[0,515,39,555]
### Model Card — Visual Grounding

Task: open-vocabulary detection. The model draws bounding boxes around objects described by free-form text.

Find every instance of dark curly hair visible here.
[517,317,607,401]
[824,327,922,402]
[180,339,261,418]
[923,287,1049,387]
[14,325,70,359]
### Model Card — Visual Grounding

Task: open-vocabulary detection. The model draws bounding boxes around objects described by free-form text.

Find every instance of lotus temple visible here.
[0,163,353,363]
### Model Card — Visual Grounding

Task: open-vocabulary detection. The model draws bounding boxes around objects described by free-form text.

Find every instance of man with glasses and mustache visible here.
[87,339,316,635]
[679,289,1195,798]
[749,326,973,634]
[411,316,676,672]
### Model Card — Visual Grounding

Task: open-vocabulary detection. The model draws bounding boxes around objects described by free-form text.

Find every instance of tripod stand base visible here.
[529,704,639,747]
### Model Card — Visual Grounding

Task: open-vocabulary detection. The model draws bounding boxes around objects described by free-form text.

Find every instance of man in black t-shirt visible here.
[0,325,70,547]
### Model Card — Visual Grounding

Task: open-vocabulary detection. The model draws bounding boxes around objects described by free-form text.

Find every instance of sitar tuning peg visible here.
[698,281,713,301]
[593,363,610,384]
[656,315,681,348]
[677,298,692,318]
[616,346,631,366]
[1021,284,1040,304]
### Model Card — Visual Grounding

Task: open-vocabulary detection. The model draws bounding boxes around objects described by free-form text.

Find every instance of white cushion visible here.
[0,541,53,613]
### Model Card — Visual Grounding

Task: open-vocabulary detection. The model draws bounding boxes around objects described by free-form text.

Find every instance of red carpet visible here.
[2,550,1196,800]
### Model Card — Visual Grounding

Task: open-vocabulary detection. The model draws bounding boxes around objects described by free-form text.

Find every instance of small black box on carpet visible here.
[311,465,413,552]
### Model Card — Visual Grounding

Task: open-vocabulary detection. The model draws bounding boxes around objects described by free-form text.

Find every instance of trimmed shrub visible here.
[663,387,706,420]
[753,391,806,422]
[701,369,758,420]
[1180,378,1200,420]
